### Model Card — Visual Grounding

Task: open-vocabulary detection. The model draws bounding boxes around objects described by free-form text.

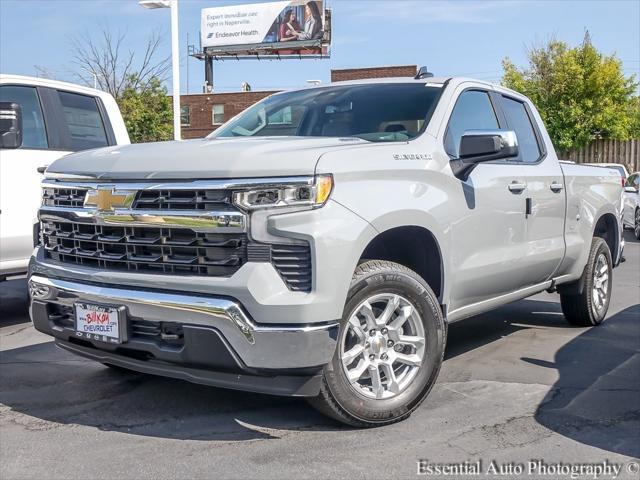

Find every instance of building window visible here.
[180,105,190,126]
[212,104,225,125]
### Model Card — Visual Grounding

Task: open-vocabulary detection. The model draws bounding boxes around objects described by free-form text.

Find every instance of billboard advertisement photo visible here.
[200,0,329,57]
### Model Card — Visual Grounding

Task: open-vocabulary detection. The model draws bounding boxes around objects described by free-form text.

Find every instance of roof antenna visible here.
[415,66,434,79]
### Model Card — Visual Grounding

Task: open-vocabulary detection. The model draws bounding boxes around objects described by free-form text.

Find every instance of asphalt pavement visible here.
[1,231,639,480]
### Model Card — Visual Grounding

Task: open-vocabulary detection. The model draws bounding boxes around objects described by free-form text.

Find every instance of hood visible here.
[46,137,368,180]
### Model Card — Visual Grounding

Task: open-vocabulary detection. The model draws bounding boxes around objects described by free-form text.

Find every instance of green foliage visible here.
[502,32,639,152]
[630,96,640,139]
[117,76,172,143]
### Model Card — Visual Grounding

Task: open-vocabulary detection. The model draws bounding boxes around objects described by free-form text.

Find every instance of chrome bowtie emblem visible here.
[84,186,136,212]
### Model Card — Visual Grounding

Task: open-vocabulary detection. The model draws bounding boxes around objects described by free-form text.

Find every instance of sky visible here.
[1,0,639,94]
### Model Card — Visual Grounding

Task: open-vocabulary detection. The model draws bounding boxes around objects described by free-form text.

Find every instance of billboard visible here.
[200,0,329,57]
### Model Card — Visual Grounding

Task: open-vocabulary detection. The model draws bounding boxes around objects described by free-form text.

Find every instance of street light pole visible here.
[170,0,181,141]
[139,0,181,141]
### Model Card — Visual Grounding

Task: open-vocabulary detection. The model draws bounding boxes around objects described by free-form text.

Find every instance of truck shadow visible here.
[0,340,343,441]
[0,277,30,327]
[1,282,638,446]
[524,303,640,457]
[444,300,640,457]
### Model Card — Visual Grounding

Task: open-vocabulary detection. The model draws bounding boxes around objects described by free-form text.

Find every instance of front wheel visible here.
[635,209,640,240]
[308,260,446,427]
[560,237,612,327]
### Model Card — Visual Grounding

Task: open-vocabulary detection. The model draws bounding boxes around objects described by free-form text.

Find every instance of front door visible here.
[0,85,66,274]
[444,89,529,312]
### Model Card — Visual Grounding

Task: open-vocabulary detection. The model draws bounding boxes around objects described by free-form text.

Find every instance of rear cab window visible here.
[57,90,109,150]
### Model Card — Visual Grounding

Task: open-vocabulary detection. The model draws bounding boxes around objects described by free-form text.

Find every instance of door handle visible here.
[550,181,564,192]
[508,181,527,193]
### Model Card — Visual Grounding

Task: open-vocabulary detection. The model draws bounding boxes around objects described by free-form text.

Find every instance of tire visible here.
[560,237,612,327]
[635,209,640,240]
[308,260,446,427]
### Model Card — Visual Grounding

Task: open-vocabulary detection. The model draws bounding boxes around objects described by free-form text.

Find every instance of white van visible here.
[0,75,130,280]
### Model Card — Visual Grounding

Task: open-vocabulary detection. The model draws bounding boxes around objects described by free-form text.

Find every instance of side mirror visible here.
[0,102,23,149]
[450,130,519,180]
[624,186,638,193]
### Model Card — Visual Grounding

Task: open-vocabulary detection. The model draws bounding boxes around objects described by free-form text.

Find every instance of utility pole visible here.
[139,0,182,141]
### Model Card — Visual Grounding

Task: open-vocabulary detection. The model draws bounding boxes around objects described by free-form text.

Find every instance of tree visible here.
[118,76,173,143]
[71,27,173,143]
[71,27,170,100]
[502,32,639,152]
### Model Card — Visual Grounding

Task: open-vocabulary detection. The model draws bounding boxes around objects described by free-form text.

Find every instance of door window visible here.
[445,90,499,157]
[58,91,108,150]
[0,85,48,149]
[500,96,542,163]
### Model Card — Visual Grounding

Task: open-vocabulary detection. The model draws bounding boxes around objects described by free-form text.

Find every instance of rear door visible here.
[496,94,566,286]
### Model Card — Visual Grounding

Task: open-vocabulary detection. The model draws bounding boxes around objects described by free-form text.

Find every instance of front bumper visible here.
[28,275,338,396]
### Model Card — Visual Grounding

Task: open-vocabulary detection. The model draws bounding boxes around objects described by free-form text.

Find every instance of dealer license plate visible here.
[74,303,124,344]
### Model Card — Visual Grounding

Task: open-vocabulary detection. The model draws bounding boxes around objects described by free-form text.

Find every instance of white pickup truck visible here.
[0,75,130,280]
[28,74,625,427]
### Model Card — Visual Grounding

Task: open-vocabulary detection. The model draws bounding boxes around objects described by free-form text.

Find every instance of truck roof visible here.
[0,74,114,100]
[323,76,526,101]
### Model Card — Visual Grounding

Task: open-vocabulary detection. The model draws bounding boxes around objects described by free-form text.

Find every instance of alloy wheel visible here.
[339,293,426,400]
[591,253,609,317]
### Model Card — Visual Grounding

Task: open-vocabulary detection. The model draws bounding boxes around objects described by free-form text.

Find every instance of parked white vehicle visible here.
[623,172,640,239]
[0,75,129,280]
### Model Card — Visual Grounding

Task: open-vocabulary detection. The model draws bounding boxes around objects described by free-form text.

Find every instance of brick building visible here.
[179,65,417,139]
[330,65,417,82]
[179,91,276,140]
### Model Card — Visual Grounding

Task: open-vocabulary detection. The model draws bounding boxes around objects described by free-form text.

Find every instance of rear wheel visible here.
[560,237,612,327]
[635,209,640,240]
[308,260,446,427]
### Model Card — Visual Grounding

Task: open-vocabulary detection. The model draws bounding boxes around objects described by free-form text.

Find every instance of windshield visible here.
[210,83,442,143]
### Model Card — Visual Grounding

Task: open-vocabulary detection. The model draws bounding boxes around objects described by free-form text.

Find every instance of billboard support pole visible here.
[205,56,213,92]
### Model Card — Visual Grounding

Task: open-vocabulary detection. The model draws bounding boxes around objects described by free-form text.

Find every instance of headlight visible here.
[233,175,333,211]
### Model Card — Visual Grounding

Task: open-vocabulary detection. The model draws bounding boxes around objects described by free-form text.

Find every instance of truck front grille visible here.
[42,188,86,208]
[43,187,232,211]
[42,220,247,276]
[133,190,231,210]
[40,182,313,290]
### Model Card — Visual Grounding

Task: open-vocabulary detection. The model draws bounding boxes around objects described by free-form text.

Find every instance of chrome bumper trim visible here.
[41,177,315,191]
[28,275,338,369]
[39,206,246,233]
